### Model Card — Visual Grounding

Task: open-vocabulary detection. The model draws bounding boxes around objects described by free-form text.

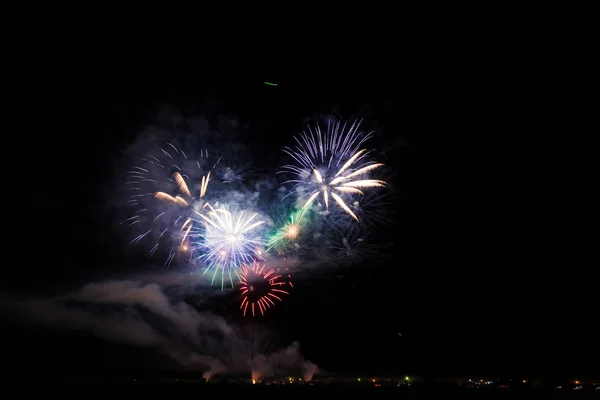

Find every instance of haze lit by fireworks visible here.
[240,262,291,317]
[280,120,386,222]
[123,144,216,267]
[194,204,265,289]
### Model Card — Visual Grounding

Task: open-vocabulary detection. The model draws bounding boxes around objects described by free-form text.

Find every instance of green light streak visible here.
[266,209,306,251]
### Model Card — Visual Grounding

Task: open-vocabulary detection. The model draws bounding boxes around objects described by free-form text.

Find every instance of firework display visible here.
[123,144,217,267]
[266,209,305,252]
[280,119,386,222]
[239,262,291,317]
[195,204,265,289]
[123,118,391,316]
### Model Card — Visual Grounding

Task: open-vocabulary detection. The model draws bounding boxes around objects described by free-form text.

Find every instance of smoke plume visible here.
[10,277,316,379]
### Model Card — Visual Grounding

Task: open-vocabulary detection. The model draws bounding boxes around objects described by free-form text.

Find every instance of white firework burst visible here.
[193,204,265,289]
[280,119,386,222]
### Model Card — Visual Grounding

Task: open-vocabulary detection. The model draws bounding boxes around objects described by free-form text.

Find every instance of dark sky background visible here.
[3,76,597,379]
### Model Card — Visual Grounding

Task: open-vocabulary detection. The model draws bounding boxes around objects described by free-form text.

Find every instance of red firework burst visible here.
[239,262,291,317]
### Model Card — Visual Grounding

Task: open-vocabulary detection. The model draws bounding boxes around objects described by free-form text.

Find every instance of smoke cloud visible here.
[10,277,317,380]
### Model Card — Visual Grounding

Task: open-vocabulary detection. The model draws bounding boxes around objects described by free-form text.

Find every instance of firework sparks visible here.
[280,119,386,222]
[303,362,318,382]
[154,170,211,248]
[240,262,290,317]
[123,144,216,267]
[195,204,265,289]
[266,209,304,251]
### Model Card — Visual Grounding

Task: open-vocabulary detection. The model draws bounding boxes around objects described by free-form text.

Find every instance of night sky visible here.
[3,76,596,379]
